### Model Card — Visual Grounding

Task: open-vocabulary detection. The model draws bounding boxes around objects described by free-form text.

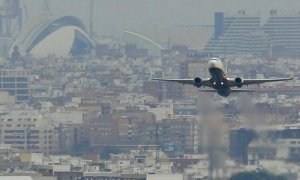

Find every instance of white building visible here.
[0,109,58,153]
[12,15,93,58]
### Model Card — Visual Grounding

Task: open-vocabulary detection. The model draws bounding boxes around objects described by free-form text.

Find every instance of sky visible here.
[23,0,300,35]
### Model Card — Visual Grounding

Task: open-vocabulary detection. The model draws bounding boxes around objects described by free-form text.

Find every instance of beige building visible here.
[88,110,156,146]
[0,91,15,105]
[0,110,59,154]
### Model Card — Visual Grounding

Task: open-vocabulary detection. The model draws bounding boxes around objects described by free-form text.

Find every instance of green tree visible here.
[100,146,121,160]
[71,139,91,155]
[230,170,286,180]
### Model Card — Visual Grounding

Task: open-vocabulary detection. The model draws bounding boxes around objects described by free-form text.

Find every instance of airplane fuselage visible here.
[208,58,231,97]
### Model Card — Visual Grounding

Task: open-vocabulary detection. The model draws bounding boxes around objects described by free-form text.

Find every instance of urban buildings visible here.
[203,10,300,58]
[263,10,300,58]
[0,109,59,154]
[0,1,299,179]
[203,11,262,57]
[0,68,31,104]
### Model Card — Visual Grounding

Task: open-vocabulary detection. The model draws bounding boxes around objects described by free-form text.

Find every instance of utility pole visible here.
[155,124,160,168]
[24,123,31,152]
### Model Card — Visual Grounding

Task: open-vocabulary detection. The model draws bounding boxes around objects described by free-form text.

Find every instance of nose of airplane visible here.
[208,58,223,69]
[208,59,218,68]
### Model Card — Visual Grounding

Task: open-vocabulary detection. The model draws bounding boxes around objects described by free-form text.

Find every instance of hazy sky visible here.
[24,0,300,35]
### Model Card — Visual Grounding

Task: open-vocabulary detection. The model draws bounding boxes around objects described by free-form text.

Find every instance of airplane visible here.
[153,57,293,97]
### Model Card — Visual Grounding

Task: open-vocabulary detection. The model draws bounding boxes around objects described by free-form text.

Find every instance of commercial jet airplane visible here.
[153,57,293,97]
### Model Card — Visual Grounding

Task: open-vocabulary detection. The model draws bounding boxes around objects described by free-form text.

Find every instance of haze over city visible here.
[0,0,299,180]
[25,0,300,35]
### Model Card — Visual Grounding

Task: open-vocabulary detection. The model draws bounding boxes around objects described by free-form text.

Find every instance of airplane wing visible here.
[153,78,212,86]
[152,78,194,84]
[227,77,293,87]
[242,77,293,85]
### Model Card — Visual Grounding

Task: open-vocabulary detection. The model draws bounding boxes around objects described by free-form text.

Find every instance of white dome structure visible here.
[12,15,93,58]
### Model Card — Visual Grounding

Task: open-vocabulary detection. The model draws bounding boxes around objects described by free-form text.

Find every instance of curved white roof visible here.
[122,30,164,57]
[12,15,93,58]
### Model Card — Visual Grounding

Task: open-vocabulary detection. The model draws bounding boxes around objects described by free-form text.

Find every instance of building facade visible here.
[263,10,300,58]
[0,68,31,104]
[0,110,59,154]
[88,110,156,146]
[203,11,262,57]
[203,10,300,58]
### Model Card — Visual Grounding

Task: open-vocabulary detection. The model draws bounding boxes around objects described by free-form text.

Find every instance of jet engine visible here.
[235,77,243,88]
[194,77,202,88]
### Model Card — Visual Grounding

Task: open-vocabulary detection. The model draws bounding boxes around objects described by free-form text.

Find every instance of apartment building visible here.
[0,68,31,103]
[88,110,156,146]
[203,11,261,56]
[203,10,300,58]
[0,110,59,154]
[263,10,300,58]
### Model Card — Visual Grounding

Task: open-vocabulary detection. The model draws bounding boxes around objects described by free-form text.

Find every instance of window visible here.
[3,77,15,82]
[3,83,15,88]
[16,77,27,82]
[17,90,28,94]
[17,83,28,88]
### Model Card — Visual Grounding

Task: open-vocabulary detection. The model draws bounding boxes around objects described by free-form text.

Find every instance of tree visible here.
[100,146,121,160]
[230,170,286,180]
[71,139,91,155]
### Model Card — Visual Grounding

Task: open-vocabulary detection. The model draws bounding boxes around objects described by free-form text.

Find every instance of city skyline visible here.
[24,0,300,35]
[0,1,299,179]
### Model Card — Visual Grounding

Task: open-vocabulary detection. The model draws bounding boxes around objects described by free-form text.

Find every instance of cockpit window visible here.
[211,58,220,61]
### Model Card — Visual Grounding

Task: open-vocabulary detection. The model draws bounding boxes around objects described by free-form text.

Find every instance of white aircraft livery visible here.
[153,57,293,97]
